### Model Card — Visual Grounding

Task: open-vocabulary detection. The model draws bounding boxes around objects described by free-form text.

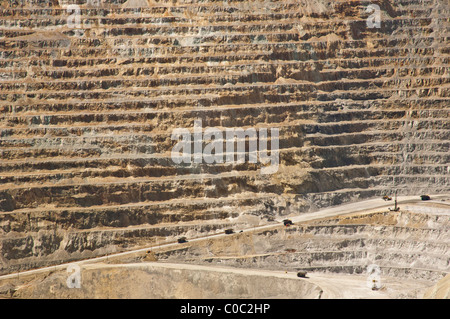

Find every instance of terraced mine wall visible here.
[0,0,449,274]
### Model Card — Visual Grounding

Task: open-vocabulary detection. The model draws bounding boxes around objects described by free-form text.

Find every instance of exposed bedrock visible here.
[0,0,449,273]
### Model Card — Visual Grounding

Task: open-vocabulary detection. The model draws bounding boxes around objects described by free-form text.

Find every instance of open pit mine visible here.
[0,0,449,299]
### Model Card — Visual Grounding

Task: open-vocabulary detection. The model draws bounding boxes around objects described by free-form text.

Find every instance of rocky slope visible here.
[0,0,449,273]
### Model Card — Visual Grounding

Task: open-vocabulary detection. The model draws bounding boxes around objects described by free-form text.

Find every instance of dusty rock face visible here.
[0,0,449,273]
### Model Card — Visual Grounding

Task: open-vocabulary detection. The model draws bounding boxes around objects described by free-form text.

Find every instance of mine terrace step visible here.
[0,72,448,96]
[1,31,448,59]
[1,35,448,60]
[0,170,447,211]
[0,86,447,106]
[1,45,447,72]
[1,52,447,72]
[0,6,446,31]
[2,108,445,129]
[0,3,445,24]
[0,191,271,218]
[0,78,448,104]
[0,115,448,140]
[0,156,447,185]
[0,199,262,232]
[0,124,448,157]
[0,142,447,172]
[1,17,438,42]
[0,101,447,132]
[0,128,448,162]
[1,57,448,82]
[1,138,448,168]
[0,151,448,185]
[1,60,448,84]
[0,94,447,117]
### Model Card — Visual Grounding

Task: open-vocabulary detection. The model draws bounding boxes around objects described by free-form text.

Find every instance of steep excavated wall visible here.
[145,205,450,282]
[1,203,446,299]
[0,0,449,274]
